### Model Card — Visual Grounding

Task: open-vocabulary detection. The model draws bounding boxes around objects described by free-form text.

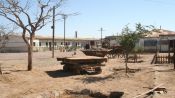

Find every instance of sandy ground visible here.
[0,50,175,98]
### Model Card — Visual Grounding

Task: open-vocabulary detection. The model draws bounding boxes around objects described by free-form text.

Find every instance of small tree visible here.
[0,0,64,71]
[120,23,153,73]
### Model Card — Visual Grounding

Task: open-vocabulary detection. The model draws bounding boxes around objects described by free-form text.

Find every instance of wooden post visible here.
[155,53,157,64]
[52,6,55,58]
[168,40,170,63]
[173,40,175,69]
[0,63,2,75]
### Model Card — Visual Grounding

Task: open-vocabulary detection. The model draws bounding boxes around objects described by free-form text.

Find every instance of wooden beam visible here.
[133,83,164,98]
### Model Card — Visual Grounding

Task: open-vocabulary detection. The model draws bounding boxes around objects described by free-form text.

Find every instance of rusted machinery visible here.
[81,49,110,57]
[82,47,125,59]
[57,56,107,75]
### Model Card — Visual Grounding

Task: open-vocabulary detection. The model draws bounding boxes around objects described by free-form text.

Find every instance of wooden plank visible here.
[63,56,107,63]
[133,83,164,98]
[57,57,67,61]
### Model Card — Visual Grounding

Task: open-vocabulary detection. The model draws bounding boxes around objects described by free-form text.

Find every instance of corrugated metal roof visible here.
[145,29,175,38]
[34,35,100,41]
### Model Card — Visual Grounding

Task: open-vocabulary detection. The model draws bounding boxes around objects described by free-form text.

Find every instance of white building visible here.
[103,29,175,53]
[32,36,101,51]
[0,35,100,52]
[0,35,27,52]
[138,29,175,52]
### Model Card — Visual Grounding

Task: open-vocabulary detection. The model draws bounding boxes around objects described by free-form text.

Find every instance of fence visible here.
[154,54,174,64]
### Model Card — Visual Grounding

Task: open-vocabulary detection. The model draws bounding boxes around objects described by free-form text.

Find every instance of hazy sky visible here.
[2,0,175,38]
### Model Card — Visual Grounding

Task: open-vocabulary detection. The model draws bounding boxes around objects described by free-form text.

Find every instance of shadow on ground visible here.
[45,70,74,78]
[156,69,175,72]
[1,69,27,74]
[64,89,124,98]
[81,75,114,84]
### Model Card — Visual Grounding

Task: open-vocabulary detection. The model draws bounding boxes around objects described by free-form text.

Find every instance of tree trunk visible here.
[28,45,32,71]
[22,31,34,71]
[125,52,129,73]
[27,34,33,71]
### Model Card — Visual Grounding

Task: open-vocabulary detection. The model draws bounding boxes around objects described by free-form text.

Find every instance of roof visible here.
[145,29,175,38]
[34,35,100,41]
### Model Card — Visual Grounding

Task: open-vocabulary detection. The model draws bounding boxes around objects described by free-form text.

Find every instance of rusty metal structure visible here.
[57,56,107,74]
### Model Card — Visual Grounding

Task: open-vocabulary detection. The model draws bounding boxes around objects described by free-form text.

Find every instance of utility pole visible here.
[75,31,78,38]
[51,6,55,58]
[75,31,78,47]
[62,14,67,47]
[57,13,78,49]
[98,27,105,46]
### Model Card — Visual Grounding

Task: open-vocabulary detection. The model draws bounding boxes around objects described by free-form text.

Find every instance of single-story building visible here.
[138,29,175,52]
[0,34,27,52]
[103,29,175,53]
[0,35,101,52]
[32,36,101,51]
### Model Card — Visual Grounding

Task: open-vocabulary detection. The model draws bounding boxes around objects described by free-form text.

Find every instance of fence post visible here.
[0,63,2,75]
[155,53,157,64]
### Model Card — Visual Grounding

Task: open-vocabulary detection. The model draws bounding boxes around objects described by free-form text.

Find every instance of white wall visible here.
[0,35,27,52]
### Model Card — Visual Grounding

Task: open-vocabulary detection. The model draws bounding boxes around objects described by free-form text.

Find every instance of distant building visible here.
[0,35,100,52]
[0,35,28,52]
[102,35,120,48]
[103,29,175,52]
[138,29,175,52]
[33,36,100,51]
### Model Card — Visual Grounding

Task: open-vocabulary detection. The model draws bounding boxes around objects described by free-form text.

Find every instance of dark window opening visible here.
[144,40,157,47]
[46,42,48,46]
[33,42,35,46]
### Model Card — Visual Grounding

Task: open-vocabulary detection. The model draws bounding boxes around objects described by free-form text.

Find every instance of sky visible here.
[2,0,175,38]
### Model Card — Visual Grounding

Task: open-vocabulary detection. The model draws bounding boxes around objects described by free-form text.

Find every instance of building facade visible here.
[0,35,100,52]
[103,29,175,53]
[138,29,175,52]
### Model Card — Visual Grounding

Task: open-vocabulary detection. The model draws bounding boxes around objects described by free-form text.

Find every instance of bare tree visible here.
[0,24,16,51]
[0,24,15,74]
[0,0,64,71]
[0,26,9,51]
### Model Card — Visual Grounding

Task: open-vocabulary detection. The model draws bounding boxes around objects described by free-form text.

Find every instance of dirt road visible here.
[0,51,175,98]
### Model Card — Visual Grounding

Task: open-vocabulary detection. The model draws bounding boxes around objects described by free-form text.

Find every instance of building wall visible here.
[0,35,100,52]
[139,36,175,52]
[32,38,100,52]
[0,35,28,52]
[138,38,158,52]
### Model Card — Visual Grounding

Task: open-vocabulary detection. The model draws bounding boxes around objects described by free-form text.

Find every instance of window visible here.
[144,40,157,47]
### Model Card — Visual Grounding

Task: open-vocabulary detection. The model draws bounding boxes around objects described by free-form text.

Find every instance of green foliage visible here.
[133,46,144,53]
[120,25,138,52]
[119,23,154,73]
[119,23,154,52]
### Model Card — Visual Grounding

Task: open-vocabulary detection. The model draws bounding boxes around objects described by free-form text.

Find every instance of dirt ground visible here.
[0,50,175,98]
